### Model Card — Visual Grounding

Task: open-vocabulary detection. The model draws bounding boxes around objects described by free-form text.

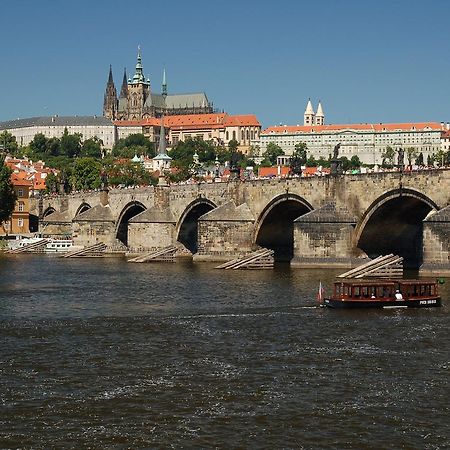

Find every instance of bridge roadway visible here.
[32,169,450,273]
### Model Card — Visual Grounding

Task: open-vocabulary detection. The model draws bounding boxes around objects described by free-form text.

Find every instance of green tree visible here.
[415,152,424,166]
[433,149,450,167]
[105,160,156,187]
[80,137,103,158]
[350,155,362,168]
[0,131,19,155]
[46,137,61,157]
[0,159,16,224]
[29,133,48,156]
[262,142,284,165]
[339,156,351,172]
[45,172,59,193]
[70,157,102,191]
[406,147,418,167]
[228,139,239,153]
[381,145,395,167]
[290,143,308,175]
[294,142,308,164]
[60,128,81,158]
[112,134,155,158]
[305,155,317,167]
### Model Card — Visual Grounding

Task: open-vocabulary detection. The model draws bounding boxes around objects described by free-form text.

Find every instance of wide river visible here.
[0,255,449,449]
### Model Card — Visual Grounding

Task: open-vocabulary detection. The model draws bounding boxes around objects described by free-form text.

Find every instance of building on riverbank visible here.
[0,173,32,236]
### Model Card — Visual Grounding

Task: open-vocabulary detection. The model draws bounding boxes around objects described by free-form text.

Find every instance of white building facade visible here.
[0,116,116,149]
[258,122,445,165]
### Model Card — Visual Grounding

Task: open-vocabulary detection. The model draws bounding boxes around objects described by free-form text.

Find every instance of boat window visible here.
[353,286,360,297]
[343,286,349,297]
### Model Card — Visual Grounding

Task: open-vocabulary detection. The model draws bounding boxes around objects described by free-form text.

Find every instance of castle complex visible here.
[103,48,213,120]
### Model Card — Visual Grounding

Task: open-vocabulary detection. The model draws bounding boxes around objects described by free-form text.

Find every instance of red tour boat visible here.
[321,279,441,309]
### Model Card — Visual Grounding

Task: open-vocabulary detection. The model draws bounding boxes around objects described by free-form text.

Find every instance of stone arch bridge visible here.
[32,170,450,273]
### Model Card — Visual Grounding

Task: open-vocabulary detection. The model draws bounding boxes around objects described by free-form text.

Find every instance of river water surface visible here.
[0,256,449,449]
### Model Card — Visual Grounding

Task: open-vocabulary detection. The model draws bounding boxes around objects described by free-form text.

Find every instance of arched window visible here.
[233,131,236,140]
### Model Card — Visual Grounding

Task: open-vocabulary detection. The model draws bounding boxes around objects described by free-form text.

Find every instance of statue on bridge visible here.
[333,143,341,160]
[100,169,109,191]
[331,143,343,175]
[397,148,405,169]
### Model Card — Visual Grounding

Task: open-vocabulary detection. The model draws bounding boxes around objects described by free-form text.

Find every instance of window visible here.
[18,218,24,227]
[18,202,24,212]
[18,188,24,197]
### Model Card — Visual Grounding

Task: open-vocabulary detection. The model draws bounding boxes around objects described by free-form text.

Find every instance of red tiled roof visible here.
[258,166,290,177]
[263,122,443,134]
[11,173,32,186]
[223,114,260,127]
[115,113,261,130]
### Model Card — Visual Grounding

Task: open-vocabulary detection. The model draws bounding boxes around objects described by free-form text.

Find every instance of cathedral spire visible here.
[107,65,114,85]
[162,68,167,98]
[103,65,118,120]
[120,67,128,98]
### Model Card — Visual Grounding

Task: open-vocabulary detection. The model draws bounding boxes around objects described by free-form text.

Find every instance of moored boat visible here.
[45,239,73,253]
[322,279,441,309]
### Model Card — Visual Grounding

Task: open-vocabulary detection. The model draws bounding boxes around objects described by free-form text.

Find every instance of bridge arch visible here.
[42,206,56,218]
[75,202,91,217]
[176,198,217,253]
[116,201,147,247]
[354,188,439,268]
[254,193,314,262]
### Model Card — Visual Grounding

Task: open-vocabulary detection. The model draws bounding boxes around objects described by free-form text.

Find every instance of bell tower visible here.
[127,46,151,120]
[304,99,315,126]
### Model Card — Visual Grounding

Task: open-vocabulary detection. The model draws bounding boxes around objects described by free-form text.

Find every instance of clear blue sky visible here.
[1,0,449,128]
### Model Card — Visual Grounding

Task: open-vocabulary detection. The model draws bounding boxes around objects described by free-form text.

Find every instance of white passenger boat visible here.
[45,239,73,253]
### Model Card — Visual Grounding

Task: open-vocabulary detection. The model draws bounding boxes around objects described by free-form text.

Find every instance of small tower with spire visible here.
[153,116,172,184]
[304,99,315,126]
[103,65,118,120]
[315,101,325,126]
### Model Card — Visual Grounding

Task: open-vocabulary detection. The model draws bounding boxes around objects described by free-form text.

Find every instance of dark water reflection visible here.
[0,256,449,449]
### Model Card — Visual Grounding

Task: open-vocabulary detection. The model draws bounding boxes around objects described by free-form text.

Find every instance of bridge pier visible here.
[128,207,177,252]
[194,202,256,261]
[421,206,450,275]
[292,203,366,268]
[72,205,117,247]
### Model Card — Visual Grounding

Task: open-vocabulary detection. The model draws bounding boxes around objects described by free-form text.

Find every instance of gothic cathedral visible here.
[103,48,213,121]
